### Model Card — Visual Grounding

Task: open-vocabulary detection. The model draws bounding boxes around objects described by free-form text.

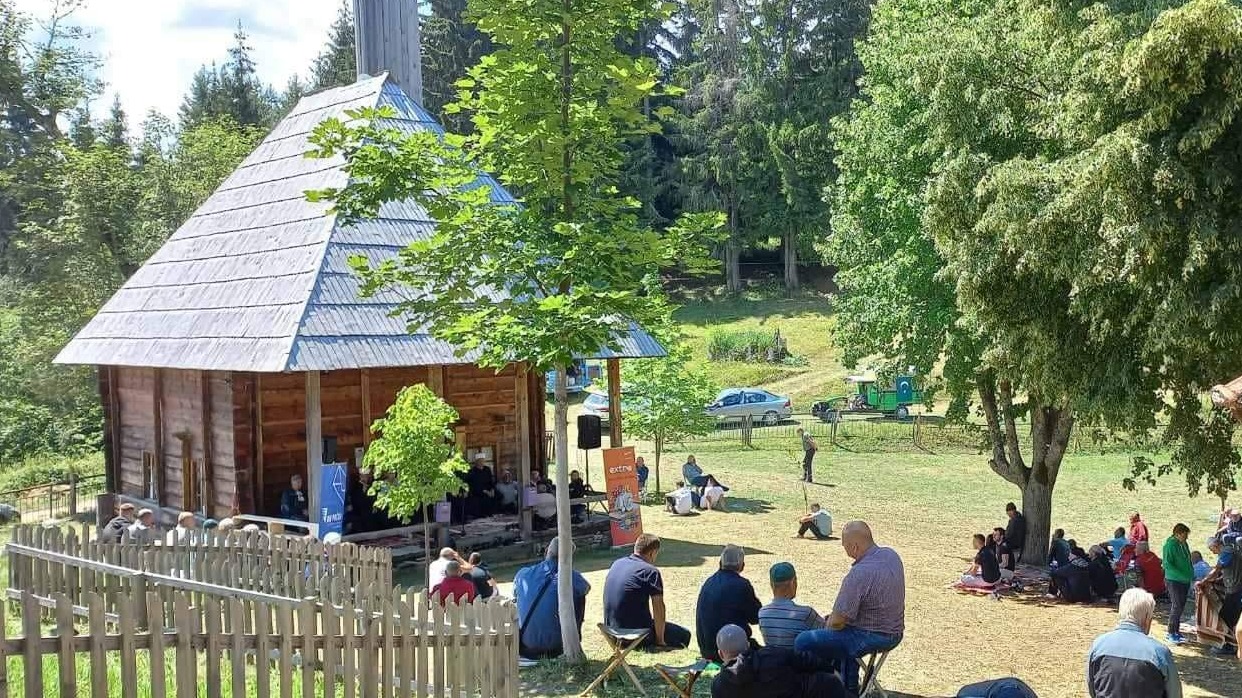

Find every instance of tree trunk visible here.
[553,366,583,661]
[783,226,799,293]
[653,434,663,492]
[978,372,1074,564]
[725,237,742,293]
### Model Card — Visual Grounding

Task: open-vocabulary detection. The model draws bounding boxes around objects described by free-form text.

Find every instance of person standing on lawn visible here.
[1162,523,1193,644]
[1129,512,1150,544]
[797,428,818,483]
[794,520,904,696]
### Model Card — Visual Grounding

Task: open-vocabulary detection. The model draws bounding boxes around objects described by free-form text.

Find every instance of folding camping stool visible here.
[655,659,709,698]
[579,624,651,697]
[857,648,892,697]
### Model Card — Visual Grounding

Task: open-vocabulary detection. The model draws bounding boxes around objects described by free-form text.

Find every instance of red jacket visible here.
[1129,520,1149,543]
[1135,551,1166,596]
[432,576,477,605]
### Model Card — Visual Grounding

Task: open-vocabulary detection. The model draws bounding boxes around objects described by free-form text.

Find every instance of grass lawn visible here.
[672,293,843,410]
[485,442,1242,698]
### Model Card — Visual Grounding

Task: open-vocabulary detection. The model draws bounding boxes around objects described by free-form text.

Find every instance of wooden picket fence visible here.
[0,587,518,698]
[6,524,392,610]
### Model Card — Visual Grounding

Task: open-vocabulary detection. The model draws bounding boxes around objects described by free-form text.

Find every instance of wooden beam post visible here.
[607,358,623,447]
[516,364,533,539]
[427,365,445,397]
[305,371,323,525]
[100,366,121,495]
[201,371,214,516]
[254,373,265,514]
[360,368,373,447]
[153,368,165,507]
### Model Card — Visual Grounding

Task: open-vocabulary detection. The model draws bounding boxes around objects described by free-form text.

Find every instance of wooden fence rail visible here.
[7,524,392,607]
[0,588,517,698]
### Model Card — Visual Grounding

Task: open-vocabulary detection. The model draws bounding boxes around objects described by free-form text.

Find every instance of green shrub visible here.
[0,452,104,492]
[706,327,798,364]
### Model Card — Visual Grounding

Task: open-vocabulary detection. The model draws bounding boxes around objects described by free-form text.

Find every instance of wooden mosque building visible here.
[55,0,657,537]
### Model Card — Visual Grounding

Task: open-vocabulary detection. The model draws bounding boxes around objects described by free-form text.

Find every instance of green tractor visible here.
[811,374,924,422]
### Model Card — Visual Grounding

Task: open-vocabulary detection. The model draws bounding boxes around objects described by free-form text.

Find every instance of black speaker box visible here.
[577,415,602,450]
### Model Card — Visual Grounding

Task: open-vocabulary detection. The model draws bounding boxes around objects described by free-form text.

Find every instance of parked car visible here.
[581,390,612,426]
[811,374,924,422]
[706,388,793,426]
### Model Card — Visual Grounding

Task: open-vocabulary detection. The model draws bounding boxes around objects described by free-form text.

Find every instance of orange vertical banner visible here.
[602,446,643,547]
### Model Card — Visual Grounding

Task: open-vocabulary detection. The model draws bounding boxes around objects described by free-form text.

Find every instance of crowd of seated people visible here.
[681,455,730,510]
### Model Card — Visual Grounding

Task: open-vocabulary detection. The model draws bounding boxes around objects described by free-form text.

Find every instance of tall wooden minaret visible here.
[353,0,423,106]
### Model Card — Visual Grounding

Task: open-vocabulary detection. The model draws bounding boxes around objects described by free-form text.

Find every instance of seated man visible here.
[712,624,844,698]
[961,533,1002,588]
[990,528,1015,580]
[1134,541,1167,597]
[1106,526,1130,563]
[464,454,498,519]
[428,547,474,590]
[532,483,557,530]
[467,552,497,600]
[759,562,824,649]
[796,504,832,540]
[696,545,762,662]
[636,457,650,491]
[603,533,691,650]
[1087,588,1181,698]
[280,474,309,522]
[701,476,728,511]
[1192,550,1211,581]
[1048,548,1094,603]
[1198,534,1242,657]
[514,537,590,658]
[346,468,382,533]
[1088,545,1119,600]
[101,503,137,543]
[666,481,696,516]
[126,508,156,544]
[682,455,707,488]
[1048,528,1071,568]
[495,469,520,515]
[795,521,904,696]
[568,470,596,523]
[431,560,477,605]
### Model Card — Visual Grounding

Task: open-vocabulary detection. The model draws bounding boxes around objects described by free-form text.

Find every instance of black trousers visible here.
[637,622,692,650]
[1167,580,1190,636]
[802,450,816,481]
[798,521,829,539]
[1221,590,1242,640]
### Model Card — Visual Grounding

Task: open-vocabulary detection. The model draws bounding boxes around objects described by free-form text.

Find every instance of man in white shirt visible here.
[429,547,475,590]
[665,482,695,516]
[796,504,832,540]
[533,484,558,528]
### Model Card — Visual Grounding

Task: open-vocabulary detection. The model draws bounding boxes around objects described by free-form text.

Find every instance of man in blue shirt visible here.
[514,537,590,659]
[1199,534,1242,657]
[695,544,762,661]
[603,533,692,650]
[1087,588,1181,698]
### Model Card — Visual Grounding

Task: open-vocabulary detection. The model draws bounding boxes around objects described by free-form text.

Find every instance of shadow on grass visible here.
[717,496,775,515]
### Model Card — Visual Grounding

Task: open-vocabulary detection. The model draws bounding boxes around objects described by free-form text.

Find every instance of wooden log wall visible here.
[115,368,156,502]
[110,367,235,519]
[444,364,520,474]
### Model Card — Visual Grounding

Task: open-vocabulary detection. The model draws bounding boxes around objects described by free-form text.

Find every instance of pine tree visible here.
[178,24,277,129]
[101,94,128,150]
[310,1,356,90]
[420,0,490,132]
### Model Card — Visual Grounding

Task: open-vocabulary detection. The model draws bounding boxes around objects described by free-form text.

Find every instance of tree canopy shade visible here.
[825,0,1242,559]
[308,0,721,661]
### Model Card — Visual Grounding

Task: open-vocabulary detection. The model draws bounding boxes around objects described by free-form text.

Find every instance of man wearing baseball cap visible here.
[759,562,825,649]
[100,502,136,543]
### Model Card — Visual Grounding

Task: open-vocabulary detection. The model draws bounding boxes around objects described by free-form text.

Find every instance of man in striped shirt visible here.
[759,562,824,648]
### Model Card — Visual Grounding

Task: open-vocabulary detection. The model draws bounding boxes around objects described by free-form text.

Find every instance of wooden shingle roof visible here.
[55,75,664,372]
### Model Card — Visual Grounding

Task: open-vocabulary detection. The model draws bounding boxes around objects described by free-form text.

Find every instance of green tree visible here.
[363,385,469,588]
[178,24,276,129]
[420,0,491,132]
[308,0,720,659]
[622,344,718,491]
[310,1,357,90]
[827,0,1242,560]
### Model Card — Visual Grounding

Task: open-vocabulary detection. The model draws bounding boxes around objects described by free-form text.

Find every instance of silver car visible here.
[706,388,793,426]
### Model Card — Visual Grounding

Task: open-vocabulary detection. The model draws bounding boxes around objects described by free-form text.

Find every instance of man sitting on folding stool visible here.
[712,624,844,698]
[795,521,904,697]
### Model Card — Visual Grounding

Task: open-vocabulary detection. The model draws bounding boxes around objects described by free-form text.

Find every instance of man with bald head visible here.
[712,624,844,698]
[795,521,904,697]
